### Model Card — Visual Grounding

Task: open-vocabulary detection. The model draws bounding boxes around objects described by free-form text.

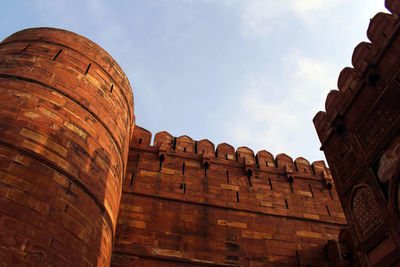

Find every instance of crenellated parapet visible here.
[127,125,342,220]
[314,2,400,265]
[131,126,334,184]
[314,6,400,191]
[314,7,400,150]
[112,125,346,266]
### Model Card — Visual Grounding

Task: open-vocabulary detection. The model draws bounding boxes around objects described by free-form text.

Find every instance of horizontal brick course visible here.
[112,127,347,266]
[0,28,134,266]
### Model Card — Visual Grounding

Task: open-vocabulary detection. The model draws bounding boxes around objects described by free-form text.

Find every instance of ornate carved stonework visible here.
[352,186,383,239]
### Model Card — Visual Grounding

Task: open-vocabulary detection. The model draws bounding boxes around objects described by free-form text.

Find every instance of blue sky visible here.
[0,0,388,163]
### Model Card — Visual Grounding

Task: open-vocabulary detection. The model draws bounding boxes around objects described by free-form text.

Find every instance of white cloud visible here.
[283,51,335,105]
[240,0,344,37]
[224,51,337,161]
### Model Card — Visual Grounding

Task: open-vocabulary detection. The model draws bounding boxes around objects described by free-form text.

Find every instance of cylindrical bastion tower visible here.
[0,28,134,266]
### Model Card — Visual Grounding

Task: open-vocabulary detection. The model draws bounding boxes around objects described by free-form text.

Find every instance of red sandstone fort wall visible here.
[0,28,134,266]
[314,1,400,265]
[112,126,346,266]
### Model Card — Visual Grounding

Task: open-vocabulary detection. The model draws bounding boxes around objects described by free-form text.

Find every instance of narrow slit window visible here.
[138,138,142,144]
[285,199,289,209]
[247,169,253,187]
[236,192,240,202]
[183,147,186,152]
[110,84,113,93]
[84,63,91,75]
[159,154,165,171]
[180,183,186,194]
[194,142,198,154]
[226,170,229,184]
[53,49,62,61]
[182,162,185,175]
[225,154,228,160]
[288,176,294,194]
[130,172,135,186]
[172,137,177,150]
[309,184,314,198]
[204,162,209,177]
[326,205,331,216]
[268,177,273,190]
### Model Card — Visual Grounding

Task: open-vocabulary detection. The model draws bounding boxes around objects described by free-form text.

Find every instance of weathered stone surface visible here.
[0,28,134,266]
[112,127,346,266]
[314,3,400,266]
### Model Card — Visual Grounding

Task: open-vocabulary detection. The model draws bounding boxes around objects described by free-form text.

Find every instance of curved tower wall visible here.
[0,28,134,266]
